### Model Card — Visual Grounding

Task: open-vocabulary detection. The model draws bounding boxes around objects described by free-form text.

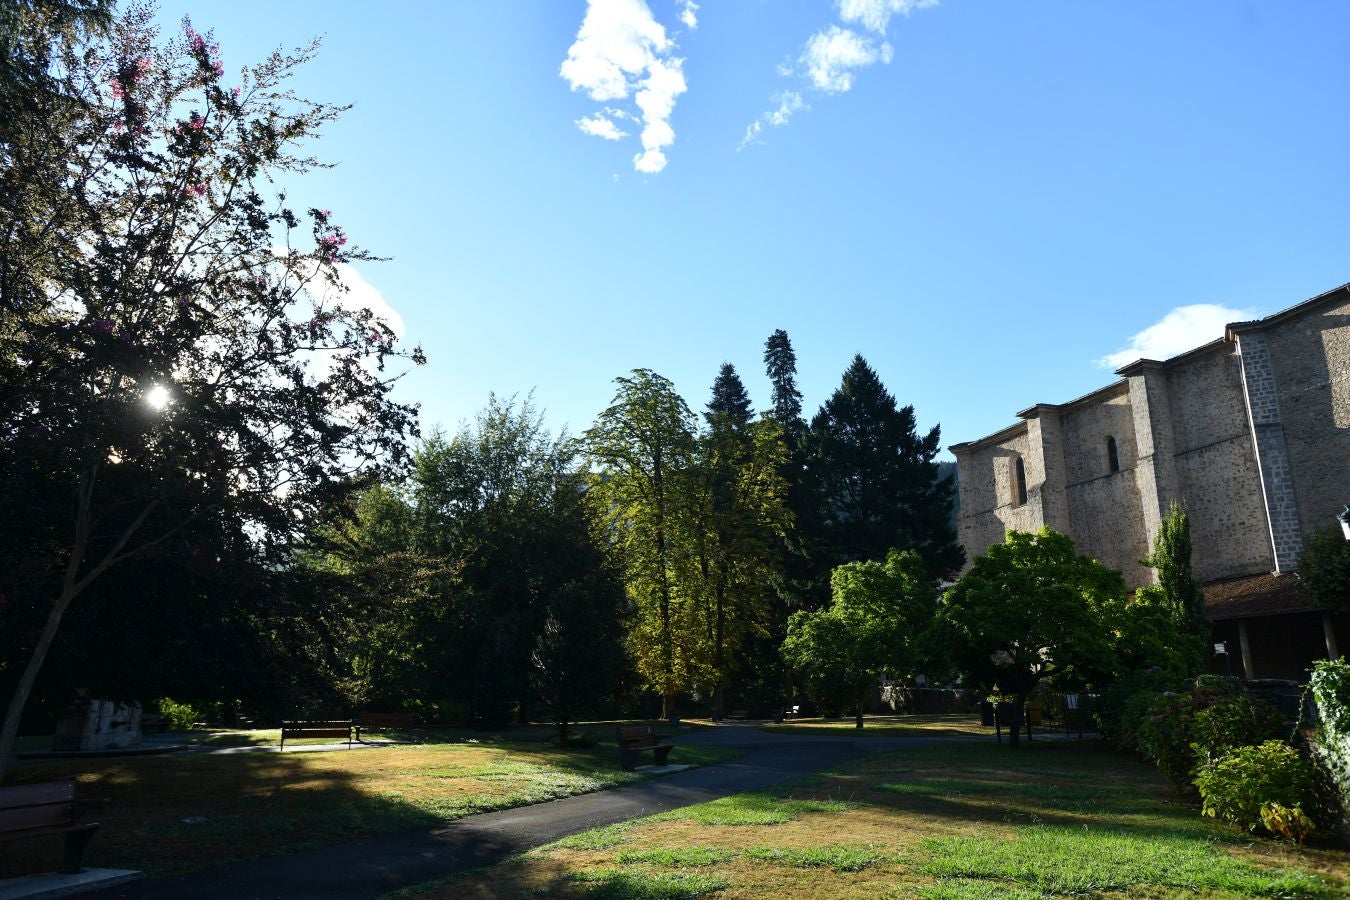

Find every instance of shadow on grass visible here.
[0,733,684,880]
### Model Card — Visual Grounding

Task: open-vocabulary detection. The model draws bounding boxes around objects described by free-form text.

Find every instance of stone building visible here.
[951,283,1350,681]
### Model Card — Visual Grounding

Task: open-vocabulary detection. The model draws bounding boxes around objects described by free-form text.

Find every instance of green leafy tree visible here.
[692,363,789,719]
[934,528,1122,747]
[783,549,935,729]
[530,532,629,744]
[805,355,963,588]
[0,9,421,779]
[1298,525,1350,614]
[587,370,701,721]
[1138,502,1209,673]
[410,398,581,725]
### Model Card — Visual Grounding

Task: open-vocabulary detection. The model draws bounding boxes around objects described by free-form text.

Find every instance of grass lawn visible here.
[1,724,735,879]
[400,741,1350,898]
[759,714,996,738]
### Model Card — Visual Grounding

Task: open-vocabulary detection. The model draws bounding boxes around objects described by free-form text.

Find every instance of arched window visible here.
[1012,455,1028,506]
[1106,436,1120,474]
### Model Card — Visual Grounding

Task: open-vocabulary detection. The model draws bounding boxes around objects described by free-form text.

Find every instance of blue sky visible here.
[154,1,1350,455]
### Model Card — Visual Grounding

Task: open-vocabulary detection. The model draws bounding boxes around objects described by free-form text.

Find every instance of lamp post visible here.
[1338,505,1350,541]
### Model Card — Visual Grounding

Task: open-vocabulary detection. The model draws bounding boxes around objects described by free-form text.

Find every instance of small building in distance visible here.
[950,283,1350,682]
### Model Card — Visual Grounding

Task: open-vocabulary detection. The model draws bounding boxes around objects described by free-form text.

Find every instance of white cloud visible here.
[838,0,939,35]
[325,263,404,337]
[739,91,807,150]
[633,56,687,173]
[741,1,935,147]
[561,0,688,174]
[576,113,629,140]
[802,26,889,93]
[679,0,698,30]
[1095,304,1257,369]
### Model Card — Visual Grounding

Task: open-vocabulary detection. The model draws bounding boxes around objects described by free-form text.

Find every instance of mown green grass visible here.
[2,735,737,878]
[411,741,1348,899]
[644,792,853,826]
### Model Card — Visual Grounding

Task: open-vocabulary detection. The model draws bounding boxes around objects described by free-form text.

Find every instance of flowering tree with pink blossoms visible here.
[0,6,421,778]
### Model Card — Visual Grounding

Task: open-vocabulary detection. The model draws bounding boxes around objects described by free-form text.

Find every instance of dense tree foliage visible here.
[312,397,629,732]
[783,550,934,728]
[586,370,701,720]
[0,6,420,778]
[934,528,1123,747]
[804,355,963,588]
[1138,502,1209,673]
[1298,524,1350,614]
[693,364,789,719]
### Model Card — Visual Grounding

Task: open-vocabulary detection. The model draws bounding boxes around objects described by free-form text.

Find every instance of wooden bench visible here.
[617,726,672,771]
[280,720,353,750]
[728,709,750,721]
[0,780,104,873]
[356,712,415,742]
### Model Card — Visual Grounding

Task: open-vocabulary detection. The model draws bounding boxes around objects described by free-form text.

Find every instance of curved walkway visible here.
[89,724,952,900]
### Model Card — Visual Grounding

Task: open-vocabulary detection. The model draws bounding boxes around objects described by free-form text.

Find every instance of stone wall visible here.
[1065,469,1150,585]
[954,425,1039,567]
[1264,293,1350,542]
[1164,345,1274,581]
[952,285,1348,590]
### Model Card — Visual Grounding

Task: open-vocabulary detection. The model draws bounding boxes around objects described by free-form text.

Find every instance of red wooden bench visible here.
[355,712,415,741]
[0,779,104,873]
[279,720,353,750]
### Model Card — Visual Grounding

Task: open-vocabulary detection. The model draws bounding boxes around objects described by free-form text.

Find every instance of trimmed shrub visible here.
[1194,741,1317,834]
[1137,676,1242,791]
[1190,696,1285,765]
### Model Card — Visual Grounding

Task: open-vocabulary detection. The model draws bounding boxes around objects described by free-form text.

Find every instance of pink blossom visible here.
[189,114,205,130]
[109,76,125,99]
[136,57,152,76]
[320,208,331,218]
[231,86,242,98]
[185,183,207,198]
[413,402,422,410]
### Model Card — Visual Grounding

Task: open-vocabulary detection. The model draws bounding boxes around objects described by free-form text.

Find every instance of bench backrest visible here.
[281,720,352,740]
[358,713,414,728]
[0,780,77,834]
[617,726,655,744]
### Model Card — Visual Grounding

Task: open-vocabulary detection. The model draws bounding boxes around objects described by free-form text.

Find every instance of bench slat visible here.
[0,781,75,810]
[0,804,76,832]
[281,728,350,739]
[357,713,413,727]
[0,821,97,842]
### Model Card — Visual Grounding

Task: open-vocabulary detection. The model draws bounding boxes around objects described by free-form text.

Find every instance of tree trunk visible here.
[856,686,866,729]
[0,465,157,783]
[0,586,76,783]
[1007,695,1026,749]
[713,582,726,723]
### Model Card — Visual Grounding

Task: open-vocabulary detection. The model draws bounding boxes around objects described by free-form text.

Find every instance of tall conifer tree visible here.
[806,355,963,581]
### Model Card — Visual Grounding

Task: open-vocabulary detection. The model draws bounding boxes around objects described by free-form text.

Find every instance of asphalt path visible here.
[88,724,946,900]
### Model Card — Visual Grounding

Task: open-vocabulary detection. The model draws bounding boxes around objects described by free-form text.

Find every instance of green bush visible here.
[1308,658,1350,844]
[1194,741,1317,834]
[1136,677,1242,791]
[1190,696,1285,765]
[1095,667,1182,753]
[155,698,203,731]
